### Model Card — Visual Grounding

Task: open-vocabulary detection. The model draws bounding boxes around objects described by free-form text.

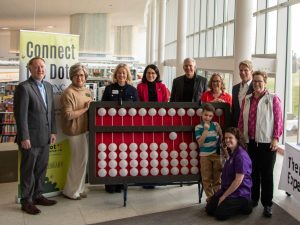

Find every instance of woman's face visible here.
[116,67,128,86]
[146,68,157,82]
[211,75,222,92]
[71,69,86,88]
[224,132,238,151]
[253,74,266,94]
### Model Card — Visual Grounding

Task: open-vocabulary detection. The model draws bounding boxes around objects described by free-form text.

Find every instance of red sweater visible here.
[137,82,170,102]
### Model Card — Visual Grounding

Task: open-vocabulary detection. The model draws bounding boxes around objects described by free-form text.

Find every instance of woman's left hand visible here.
[270,138,279,151]
[218,195,226,206]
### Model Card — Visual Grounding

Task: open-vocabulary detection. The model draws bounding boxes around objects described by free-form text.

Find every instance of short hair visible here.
[142,64,161,83]
[225,127,247,150]
[252,70,268,83]
[239,60,253,71]
[27,56,45,68]
[208,73,225,91]
[69,63,88,80]
[202,103,215,113]
[112,63,133,84]
[183,57,196,66]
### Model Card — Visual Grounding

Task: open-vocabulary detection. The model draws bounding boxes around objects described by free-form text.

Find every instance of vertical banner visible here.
[18,30,80,197]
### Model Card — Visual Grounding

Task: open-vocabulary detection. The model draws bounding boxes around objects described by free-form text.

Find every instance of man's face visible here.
[29,59,46,81]
[239,64,252,84]
[183,60,196,79]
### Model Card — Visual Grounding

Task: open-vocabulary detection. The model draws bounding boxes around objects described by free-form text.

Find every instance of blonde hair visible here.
[252,70,268,83]
[239,60,253,71]
[208,73,225,91]
[112,63,133,84]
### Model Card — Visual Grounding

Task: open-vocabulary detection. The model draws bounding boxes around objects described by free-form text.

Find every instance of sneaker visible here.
[263,206,272,218]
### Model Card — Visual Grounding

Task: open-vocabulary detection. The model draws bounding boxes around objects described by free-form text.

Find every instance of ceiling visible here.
[0,0,149,33]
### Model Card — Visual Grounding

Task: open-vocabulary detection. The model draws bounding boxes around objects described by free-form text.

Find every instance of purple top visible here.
[216,146,252,200]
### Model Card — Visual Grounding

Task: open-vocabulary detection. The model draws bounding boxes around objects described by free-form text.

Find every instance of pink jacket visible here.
[137,82,170,102]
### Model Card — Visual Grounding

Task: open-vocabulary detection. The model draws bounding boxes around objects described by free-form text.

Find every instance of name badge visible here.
[112,90,119,94]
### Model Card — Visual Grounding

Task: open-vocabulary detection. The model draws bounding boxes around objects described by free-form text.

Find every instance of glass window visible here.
[227,0,235,21]
[258,0,267,11]
[266,11,277,54]
[268,0,278,7]
[252,17,257,54]
[200,32,206,57]
[215,27,223,56]
[207,0,215,28]
[200,0,207,30]
[255,14,266,54]
[215,0,224,25]
[187,0,195,34]
[225,23,234,56]
[206,30,214,57]
[187,36,193,56]
[195,0,201,32]
[194,34,200,57]
[286,3,300,143]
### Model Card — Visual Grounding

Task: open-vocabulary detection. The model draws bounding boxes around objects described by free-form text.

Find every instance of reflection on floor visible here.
[0,153,299,225]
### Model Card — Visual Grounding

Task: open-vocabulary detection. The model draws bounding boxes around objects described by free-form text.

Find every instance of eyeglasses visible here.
[212,80,221,83]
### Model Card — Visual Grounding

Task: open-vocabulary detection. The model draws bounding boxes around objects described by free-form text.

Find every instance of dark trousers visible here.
[206,195,252,220]
[20,145,49,204]
[248,140,276,207]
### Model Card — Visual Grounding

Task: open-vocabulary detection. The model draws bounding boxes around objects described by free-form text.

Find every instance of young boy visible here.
[195,103,223,203]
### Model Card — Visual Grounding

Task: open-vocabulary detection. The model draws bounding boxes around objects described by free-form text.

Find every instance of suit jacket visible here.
[170,74,207,103]
[13,77,56,147]
[137,81,170,102]
[231,81,254,127]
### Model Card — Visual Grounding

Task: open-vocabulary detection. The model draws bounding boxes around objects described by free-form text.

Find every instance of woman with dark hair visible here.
[206,127,253,220]
[137,64,170,102]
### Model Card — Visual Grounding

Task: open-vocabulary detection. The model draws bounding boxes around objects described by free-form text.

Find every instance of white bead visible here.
[190,150,198,158]
[160,159,169,167]
[180,158,189,167]
[109,160,117,168]
[108,151,117,160]
[119,159,128,168]
[160,150,168,159]
[180,150,188,159]
[150,151,158,159]
[108,143,117,152]
[140,159,149,168]
[129,151,138,160]
[169,132,177,140]
[98,169,107,177]
[170,150,178,159]
[191,166,199,174]
[109,168,117,177]
[170,158,179,167]
[215,108,223,117]
[97,108,106,116]
[161,167,169,175]
[138,108,147,116]
[187,108,195,117]
[129,143,138,151]
[177,108,186,117]
[181,167,189,175]
[119,168,128,177]
[171,167,179,175]
[140,168,149,176]
[108,108,117,116]
[130,160,138,168]
[98,143,107,152]
[119,143,128,151]
[150,159,159,168]
[150,167,159,176]
[148,108,157,117]
[158,108,166,116]
[189,142,198,151]
[98,160,107,169]
[196,108,203,116]
[118,108,127,116]
[119,151,128,160]
[98,152,106,160]
[128,108,137,116]
[140,151,148,160]
[160,142,168,151]
[190,158,199,167]
[139,143,148,151]
[150,143,158,151]
[179,142,188,151]
[168,108,176,116]
[130,168,138,176]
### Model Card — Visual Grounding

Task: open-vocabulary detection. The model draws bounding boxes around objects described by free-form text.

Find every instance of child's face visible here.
[201,110,214,123]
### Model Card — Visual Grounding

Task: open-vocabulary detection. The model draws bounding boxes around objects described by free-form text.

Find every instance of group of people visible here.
[13,56,283,222]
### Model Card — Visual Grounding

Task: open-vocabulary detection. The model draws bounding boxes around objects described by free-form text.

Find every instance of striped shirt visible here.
[195,122,219,156]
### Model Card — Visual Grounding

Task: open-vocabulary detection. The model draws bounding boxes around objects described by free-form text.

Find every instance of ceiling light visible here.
[47,25,54,29]
[1,27,9,30]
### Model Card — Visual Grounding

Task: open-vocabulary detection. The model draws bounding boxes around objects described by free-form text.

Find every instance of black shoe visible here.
[263,206,272,218]
[21,202,41,215]
[252,200,258,207]
[34,196,57,206]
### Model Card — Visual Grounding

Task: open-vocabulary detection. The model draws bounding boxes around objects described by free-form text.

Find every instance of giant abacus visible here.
[89,102,231,206]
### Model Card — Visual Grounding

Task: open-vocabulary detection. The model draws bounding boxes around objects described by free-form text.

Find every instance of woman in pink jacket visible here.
[137,64,170,102]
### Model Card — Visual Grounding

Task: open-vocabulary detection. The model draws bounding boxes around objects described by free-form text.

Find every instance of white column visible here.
[150,0,157,63]
[158,0,166,79]
[146,4,151,64]
[233,0,253,85]
[176,0,187,76]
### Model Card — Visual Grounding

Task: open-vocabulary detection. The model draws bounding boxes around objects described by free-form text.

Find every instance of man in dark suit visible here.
[170,58,207,103]
[14,57,57,215]
[231,60,254,127]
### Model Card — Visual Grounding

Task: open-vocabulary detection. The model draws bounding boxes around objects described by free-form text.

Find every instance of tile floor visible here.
[0,153,299,225]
